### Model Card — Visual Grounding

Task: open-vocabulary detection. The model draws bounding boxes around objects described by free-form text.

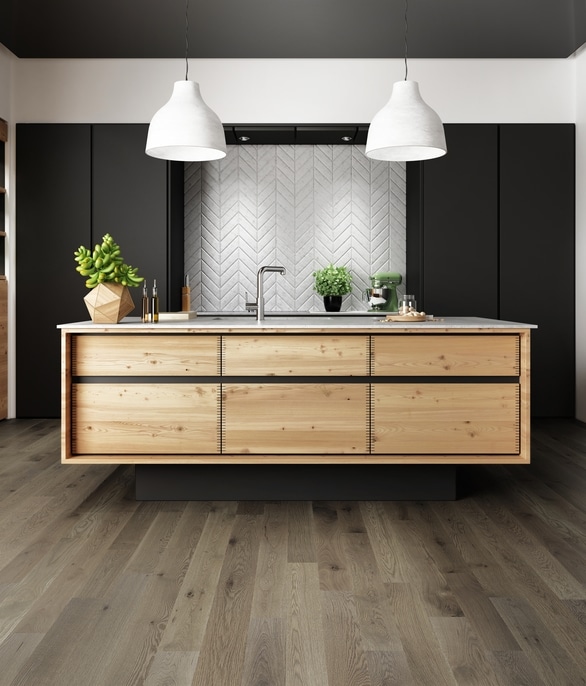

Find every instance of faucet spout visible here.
[247,265,286,321]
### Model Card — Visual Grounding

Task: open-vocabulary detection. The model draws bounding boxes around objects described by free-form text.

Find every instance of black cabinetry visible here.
[407,123,575,417]
[407,125,499,318]
[16,124,183,418]
[92,125,184,310]
[499,124,575,418]
[16,125,91,419]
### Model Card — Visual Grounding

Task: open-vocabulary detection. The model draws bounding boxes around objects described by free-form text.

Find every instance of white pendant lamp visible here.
[365,0,446,162]
[146,0,226,162]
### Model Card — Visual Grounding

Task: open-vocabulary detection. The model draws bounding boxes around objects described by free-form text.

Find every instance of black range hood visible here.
[223,124,369,145]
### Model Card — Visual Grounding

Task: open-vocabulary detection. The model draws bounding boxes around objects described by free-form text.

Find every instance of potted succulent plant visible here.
[313,264,352,311]
[74,233,144,323]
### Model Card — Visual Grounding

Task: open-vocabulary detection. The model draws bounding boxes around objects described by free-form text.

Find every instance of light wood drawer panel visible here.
[72,335,220,376]
[223,335,369,376]
[72,383,219,454]
[223,383,369,453]
[372,335,519,376]
[372,383,519,454]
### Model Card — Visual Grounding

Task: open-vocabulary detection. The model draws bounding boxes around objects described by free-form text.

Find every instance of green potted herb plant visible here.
[313,264,352,311]
[74,233,143,323]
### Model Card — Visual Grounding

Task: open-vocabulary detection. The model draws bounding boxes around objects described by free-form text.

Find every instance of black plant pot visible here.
[323,295,343,312]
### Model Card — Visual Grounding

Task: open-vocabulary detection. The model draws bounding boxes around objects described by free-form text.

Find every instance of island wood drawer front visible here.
[223,383,369,453]
[371,334,520,376]
[72,383,220,454]
[222,335,369,376]
[372,383,519,454]
[72,334,220,376]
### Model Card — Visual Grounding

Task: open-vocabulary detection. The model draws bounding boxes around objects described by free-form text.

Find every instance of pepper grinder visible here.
[151,279,159,323]
[181,274,191,312]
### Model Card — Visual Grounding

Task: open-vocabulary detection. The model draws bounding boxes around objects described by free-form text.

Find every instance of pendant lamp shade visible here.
[146,80,227,162]
[365,80,447,162]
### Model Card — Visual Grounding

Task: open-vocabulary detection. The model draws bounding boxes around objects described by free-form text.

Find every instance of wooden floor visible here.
[0,420,585,685]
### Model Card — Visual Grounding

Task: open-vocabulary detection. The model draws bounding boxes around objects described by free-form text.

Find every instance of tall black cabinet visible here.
[16,124,184,418]
[407,123,575,417]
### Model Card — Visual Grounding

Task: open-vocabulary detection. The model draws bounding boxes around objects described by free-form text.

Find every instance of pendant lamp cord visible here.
[184,0,190,80]
[403,0,409,80]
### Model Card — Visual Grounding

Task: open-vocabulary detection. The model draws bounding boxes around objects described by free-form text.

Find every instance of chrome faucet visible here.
[246,265,286,321]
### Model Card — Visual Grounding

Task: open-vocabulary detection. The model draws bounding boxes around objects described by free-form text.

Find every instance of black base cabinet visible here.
[16,124,183,418]
[407,123,575,417]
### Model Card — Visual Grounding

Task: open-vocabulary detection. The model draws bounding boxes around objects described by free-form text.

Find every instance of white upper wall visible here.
[13,58,575,124]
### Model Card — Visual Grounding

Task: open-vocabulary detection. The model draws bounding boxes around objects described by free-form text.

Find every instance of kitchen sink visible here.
[197,310,378,321]
[195,313,385,325]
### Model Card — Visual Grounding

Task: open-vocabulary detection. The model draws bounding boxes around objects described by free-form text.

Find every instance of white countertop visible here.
[58,314,537,332]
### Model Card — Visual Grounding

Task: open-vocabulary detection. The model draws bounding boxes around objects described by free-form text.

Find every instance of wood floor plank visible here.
[313,502,353,591]
[564,598,586,628]
[492,596,586,685]
[240,617,286,686]
[484,650,546,686]
[99,547,195,685]
[12,509,135,634]
[286,562,329,686]
[429,500,509,593]
[0,633,44,685]
[10,583,149,686]
[444,571,520,651]
[191,514,262,686]
[359,501,412,583]
[474,490,586,600]
[158,502,238,652]
[455,498,586,673]
[0,506,133,643]
[388,515,464,618]
[320,590,371,686]
[334,501,367,533]
[144,650,199,686]
[0,464,117,556]
[528,442,586,512]
[124,509,187,574]
[386,582,458,686]
[342,532,403,651]
[287,501,316,563]
[430,616,508,686]
[495,474,586,587]
[250,502,289,618]
[365,649,415,686]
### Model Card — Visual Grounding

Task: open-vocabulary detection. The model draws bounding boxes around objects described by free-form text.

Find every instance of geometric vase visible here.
[83,282,135,323]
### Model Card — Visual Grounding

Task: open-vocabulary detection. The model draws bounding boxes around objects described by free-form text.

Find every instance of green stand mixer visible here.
[367,272,402,312]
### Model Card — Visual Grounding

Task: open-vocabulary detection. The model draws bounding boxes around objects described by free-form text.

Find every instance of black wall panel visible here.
[92,125,173,310]
[499,124,575,417]
[408,124,499,318]
[16,125,91,418]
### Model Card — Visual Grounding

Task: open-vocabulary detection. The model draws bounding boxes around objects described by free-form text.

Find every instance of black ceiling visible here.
[1,0,585,59]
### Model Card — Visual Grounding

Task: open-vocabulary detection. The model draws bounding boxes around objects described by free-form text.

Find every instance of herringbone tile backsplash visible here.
[185,145,406,312]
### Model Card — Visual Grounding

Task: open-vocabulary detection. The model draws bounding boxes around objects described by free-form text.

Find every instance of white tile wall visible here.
[185,145,406,312]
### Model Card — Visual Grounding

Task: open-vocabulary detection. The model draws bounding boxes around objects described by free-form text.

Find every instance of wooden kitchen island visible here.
[59,315,535,499]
